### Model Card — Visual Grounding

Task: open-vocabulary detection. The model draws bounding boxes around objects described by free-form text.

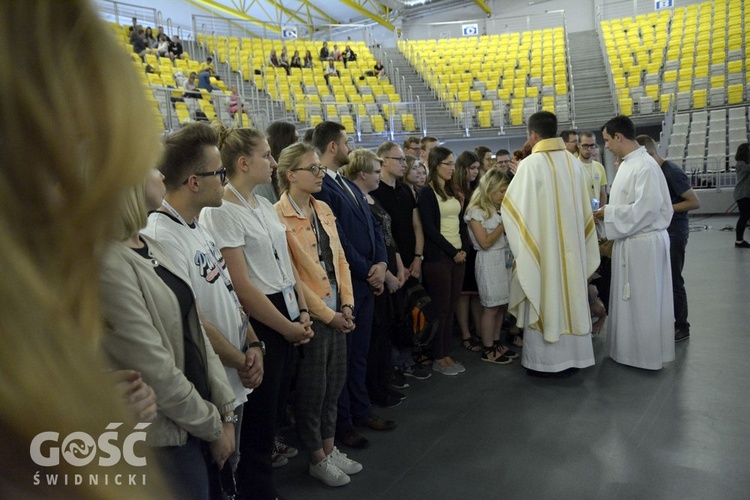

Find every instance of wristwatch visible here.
[222,413,239,424]
[247,340,266,356]
[415,254,424,261]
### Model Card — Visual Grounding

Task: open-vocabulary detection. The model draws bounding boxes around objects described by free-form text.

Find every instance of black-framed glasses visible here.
[183,167,227,184]
[580,143,599,149]
[384,156,407,163]
[440,161,455,167]
[293,165,327,176]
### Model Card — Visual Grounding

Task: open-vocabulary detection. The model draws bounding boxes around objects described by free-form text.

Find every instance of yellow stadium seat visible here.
[402,114,416,132]
[371,115,385,133]
[660,94,672,112]
[728,84,744,104]
[692,89,707,108]
[710,75,726,88]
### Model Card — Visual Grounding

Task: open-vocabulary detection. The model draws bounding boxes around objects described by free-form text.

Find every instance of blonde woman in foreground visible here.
[0,0,168,497]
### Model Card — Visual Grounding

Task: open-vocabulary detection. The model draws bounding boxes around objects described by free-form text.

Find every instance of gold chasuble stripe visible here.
[544,152,573,333]
[503,197,541,268]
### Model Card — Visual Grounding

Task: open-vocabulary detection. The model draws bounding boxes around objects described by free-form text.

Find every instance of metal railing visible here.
[95,0,158,28]
[597,0,706,21]
[402,10,567,40]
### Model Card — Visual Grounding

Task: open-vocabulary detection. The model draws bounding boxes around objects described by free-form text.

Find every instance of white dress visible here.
[465,207,511,307]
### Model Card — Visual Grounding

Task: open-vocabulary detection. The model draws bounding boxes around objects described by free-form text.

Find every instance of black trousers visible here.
[669,236,690,332]
[736,197,750,241]
[236,292,295,500]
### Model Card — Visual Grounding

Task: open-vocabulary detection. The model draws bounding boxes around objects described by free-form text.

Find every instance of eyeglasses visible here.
[183,167,227,184]
[496,159,511,165]
[384,156,407,163]
[293,165,327,176]
[580,143,599,149]
[440,162,455,167]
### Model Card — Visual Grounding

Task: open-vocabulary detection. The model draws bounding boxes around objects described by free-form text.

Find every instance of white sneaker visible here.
[328,446,363,475]
[309,456,351,487]
[453,361,466,373]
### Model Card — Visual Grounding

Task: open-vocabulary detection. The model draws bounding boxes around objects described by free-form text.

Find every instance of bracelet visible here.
[299,308,309,314]
[342,304,354,310]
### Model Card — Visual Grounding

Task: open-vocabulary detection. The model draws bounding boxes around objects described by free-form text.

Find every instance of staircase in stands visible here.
[381,47,464,137]
[568,30,617,130]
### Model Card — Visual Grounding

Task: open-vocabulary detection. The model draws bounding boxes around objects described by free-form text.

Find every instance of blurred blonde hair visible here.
[0,0,164,496]
[213,123,265,177]
[466,168,511,218]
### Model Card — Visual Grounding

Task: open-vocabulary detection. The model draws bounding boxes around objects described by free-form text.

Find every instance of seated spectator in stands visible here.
[290,49,302,68]
[131,16,139,32]
[200,56,220,79]
[332,44,342,61]
[275,142,359,487]
[101,171,236,500]
[227,86,248,120]
[320,41,331,61]
[144,26,157,48]
[198,70,216,93]
[374,60,385,78]
[269,49,281,68]
[324,60,340,83]
[156,25,171,43]
[304,49,314,68]
[169,35,184,60]
[156,34,171,59]
[132,28,152,58]
[342,45,357,68]
[279,48,292,75]
[183,72,202,99]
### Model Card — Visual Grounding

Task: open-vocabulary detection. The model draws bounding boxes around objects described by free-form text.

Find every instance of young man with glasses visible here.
[578,132,608,209]
[561,130,579,156]
[372,142,430,387]
[142,123,265,499]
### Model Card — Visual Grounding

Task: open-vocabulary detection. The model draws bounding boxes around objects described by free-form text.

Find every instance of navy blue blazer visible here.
[314,172,388,284]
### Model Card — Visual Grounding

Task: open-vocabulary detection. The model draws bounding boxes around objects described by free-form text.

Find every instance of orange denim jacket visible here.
[275,193,354,324]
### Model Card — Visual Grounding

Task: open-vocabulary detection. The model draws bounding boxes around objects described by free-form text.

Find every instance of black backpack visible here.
[393,277,438,348]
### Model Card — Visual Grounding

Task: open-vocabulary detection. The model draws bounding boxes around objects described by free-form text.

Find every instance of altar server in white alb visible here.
[502,111,600,375]
[595,115,675,370]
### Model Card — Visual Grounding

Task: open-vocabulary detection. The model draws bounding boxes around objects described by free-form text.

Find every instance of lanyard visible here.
[160,200,243,312]
[226,183,291,284]
[288,195,326,270]
[581,162,598,195]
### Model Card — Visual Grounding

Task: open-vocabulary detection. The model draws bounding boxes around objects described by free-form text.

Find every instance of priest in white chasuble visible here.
[502,111,600,376]
[595,115,675,370]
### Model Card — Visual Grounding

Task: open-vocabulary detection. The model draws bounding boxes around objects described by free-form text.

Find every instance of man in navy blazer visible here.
[312,122,395,449]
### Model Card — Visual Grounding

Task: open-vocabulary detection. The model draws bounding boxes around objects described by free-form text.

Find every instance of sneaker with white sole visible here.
[309,456,350,487]
[271,450,288,468]
[274,438,298,458]
[453,361,466,373]
[328,446,363,475]
[432,363,459,376]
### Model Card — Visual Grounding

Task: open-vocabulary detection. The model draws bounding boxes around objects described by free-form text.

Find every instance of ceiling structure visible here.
[105,0,491,39]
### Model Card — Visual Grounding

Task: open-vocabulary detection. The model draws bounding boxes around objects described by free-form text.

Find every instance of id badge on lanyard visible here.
[323,283,338,310]
[282,284,300,319]
[238,309,249,345]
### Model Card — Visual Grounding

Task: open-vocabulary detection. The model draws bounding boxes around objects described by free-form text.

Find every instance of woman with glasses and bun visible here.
[200,125,313,500]
[417,146,470,376]
[274,142,361,487]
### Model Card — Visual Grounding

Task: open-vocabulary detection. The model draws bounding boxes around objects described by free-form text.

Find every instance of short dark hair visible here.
[602,115,636,141]
[736,142,750,163]
[635,134,657,154]
[560,130,578,142]
[420,136,439,150]
[159,123,219,190]
[404,136,420,149]
[312,121,346,155]
[495,148,510,157]
[475,146,491,159]
[579,131,596,140]
[528,111,557,140]
[302,128,314,143]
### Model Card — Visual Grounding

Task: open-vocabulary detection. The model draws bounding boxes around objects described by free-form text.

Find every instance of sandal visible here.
[510,332,524,348]
[415,353,433,366]
[462,336,483,352]
[481,346,513,365]
[495,345,520,359]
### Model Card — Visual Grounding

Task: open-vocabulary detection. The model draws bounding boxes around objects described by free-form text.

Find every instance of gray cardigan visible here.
[100,235,235,447]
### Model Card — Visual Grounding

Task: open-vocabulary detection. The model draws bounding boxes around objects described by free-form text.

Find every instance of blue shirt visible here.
[661,159,692,241]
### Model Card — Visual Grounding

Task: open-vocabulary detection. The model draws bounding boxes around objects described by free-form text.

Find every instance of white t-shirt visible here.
[143,212,250,407]
[200,196,295,296]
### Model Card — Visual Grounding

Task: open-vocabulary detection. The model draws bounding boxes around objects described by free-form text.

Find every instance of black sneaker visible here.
[403,364,432,380]
[371,393,402,409]
[735,241,750,248]
[383,386,406,401]
[390,369,410,389]
[675,329,690,342]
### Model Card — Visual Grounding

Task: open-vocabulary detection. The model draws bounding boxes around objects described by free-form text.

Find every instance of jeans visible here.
[669,236,689,332]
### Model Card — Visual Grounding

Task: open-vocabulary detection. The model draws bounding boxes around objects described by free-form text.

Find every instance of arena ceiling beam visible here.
[297,0,343,25]
[185,0,282,33]
[262,0,311,27]
[337,0,396,31]
[472,0,491,16]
